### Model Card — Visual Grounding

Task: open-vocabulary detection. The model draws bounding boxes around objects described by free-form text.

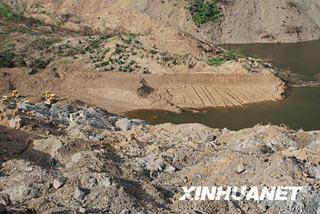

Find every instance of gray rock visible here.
[73,187,88,201]
[205,135,217,143]
[18,102,118,130]
[102,177,112,187]
[115,118,133,131]
[87,176,97,188]
[0,193,11,206]
[115,118,145,131]
[53,176,67,189]
[3,185,38,204]
[79,207,88,213]
[145,157,165,173]
[17,102,36,112]
[9,116,22,129]
[236,163,246,174]
[0,204,6,213]
[17,102,147,135]
[24,166,33,172]
[120,209,130,214]
[164,165,176,172]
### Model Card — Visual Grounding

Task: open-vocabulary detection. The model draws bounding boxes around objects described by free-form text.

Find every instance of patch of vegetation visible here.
[31,37,57,50]
[0,3,44,28]
[0,4,21,21]
[31,58,50,70]
[85,35,111,53]
[223,50,244,60]
[207,57,225,66]
[25,17,44,28]
[0,50,26,68]
[188,0,222,26]
[208,50,244,66]
[122,33,139,45]
[0,51,16,67]
[82,26,94,36]
[0,41,26,67]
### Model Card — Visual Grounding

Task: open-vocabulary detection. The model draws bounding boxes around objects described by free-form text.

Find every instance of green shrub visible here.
[0,50,26,67]
[189,0,222,26]
[0,51,16,67]
[31,58,50,70]
[0,4,21,21]
[208,50,244,66]
[208,57,225,66]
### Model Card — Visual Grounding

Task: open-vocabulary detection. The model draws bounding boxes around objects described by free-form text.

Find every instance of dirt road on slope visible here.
[0,66,285,113]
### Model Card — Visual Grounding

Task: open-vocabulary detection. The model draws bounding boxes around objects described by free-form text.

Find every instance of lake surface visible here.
[127,41,320,131]
[224,41,320,81]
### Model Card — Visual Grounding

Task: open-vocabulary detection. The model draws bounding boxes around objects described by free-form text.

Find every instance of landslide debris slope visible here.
[1,100,320,213]
[0,3,286,113]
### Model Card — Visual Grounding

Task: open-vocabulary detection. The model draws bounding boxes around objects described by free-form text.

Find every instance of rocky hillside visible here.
[3,0,320,44]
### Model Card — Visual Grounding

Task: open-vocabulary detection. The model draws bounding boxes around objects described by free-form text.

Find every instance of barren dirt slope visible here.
[4,0,320,44]
[218,0,320,43]
[134,0,320,43]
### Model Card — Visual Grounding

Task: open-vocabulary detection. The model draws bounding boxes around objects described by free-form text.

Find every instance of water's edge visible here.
[127,41,320,131]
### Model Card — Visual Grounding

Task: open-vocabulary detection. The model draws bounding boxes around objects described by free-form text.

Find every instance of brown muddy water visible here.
[127,41,320,131]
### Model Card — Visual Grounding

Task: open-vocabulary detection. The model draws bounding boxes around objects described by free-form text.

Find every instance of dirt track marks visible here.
[147,72,285,109]
[0,69,285,113]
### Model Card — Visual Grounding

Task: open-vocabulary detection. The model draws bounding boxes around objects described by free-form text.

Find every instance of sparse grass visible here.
[188,0,222,26]
[115,44,126,54]
[25,17,44,28]
[223,50,244,60]
[122,33,138,44]
[85,35,111,53]
[31,37,56,50]
[82,26,94,36]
